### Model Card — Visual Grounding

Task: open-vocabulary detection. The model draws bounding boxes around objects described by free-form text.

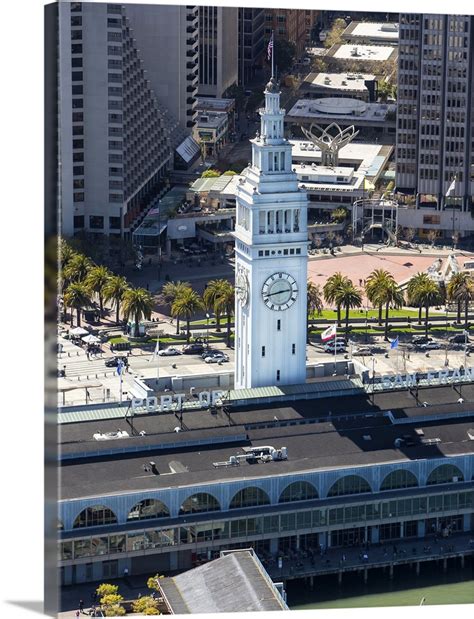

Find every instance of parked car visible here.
[352,346,373,356]
[204,353,229,364]
[158,347,182,357]
[416,342,441,351]
[201,349,220,360]
[449,334,470,344]
[324,342,346,353]
[105,356,129,367]
[183,343,205,354]
[370,345,388,354]
[412,335,432,345]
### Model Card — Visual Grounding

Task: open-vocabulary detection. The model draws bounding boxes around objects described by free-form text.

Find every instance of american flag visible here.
[267,33,274,61]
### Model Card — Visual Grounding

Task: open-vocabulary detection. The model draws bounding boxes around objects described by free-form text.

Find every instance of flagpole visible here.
[157,330,160,385]
[271,30,274,78]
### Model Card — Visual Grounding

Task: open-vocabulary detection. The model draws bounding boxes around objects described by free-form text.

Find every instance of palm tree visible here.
[203,279,229,332]
[380,281,405,341]
[416,280,443,337]
[161,281,191,335]
[213,280,235,347]
[365,269,395,325]
[447,273,474,327]
[447,272,473,325]
[406,272,431,324]
[171,288,204,343]
[85,265,110,316]
[63,253,92,286]
[335,279,362,340]
[58,238,76,272]
[122,288,154,337]
[307,281,323,343]
[103,275,130,324]
[63,283,92,327]
[323,272,349,326]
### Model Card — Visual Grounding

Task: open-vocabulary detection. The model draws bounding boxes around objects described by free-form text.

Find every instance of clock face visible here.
[236,269,250,306]
[262,272,298,311]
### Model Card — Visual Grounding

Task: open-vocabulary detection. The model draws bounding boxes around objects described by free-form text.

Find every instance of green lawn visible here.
[310,308,449,320]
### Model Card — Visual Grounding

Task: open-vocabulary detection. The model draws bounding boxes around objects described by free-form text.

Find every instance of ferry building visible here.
[57,79,474,585]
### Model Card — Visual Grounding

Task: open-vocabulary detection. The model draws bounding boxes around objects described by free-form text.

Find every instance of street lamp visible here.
[206,313,210,348]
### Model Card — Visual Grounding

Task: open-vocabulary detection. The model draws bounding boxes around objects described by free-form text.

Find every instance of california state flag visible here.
[321,325,337,342]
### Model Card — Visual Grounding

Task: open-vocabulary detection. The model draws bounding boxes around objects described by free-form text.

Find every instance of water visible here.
[287,562,474,609]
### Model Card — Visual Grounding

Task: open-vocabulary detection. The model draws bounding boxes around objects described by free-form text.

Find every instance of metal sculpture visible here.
[300,122,359,166]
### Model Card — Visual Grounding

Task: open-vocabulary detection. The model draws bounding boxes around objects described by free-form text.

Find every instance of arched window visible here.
[279,481,318,503]
[380,469,419,491]
[179,493,220,515]
[327,475,372,498]
[73,505,118,528]
[427,464,464,486]
[229,487,270,509]
[127,499,170,521]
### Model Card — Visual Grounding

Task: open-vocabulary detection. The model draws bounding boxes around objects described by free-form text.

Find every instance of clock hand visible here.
[265,289,291,298]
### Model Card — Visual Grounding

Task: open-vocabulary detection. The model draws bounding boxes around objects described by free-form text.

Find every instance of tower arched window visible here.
[229,487,270,509]
[327,475,372,497]
[73,505,118,528]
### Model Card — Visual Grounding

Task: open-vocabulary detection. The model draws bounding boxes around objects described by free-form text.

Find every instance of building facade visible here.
[233,79,308,389]
[265,9,309,59]
[59,2,182,239]
[396,13,474,218]
[238,7,266,85]
[57,387,474,585]
[124,4,199,146]
[198,5,238,98]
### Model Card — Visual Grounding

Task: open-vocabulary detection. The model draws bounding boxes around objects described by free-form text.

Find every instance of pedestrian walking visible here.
[79,599,84,613]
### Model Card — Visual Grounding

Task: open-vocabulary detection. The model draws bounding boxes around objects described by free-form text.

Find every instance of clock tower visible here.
[233,76,308,389]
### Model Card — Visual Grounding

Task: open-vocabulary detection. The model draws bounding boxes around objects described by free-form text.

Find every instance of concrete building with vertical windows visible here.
[238,7,266,86]
[396,13,474,237]
[198,5,238,98]
[59,2,199,240]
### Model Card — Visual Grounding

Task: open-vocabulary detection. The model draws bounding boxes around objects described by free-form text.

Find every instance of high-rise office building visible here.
[59,2,199,240]
[198,5,238,97]
[238,8,265,86]
[396,13,474,217]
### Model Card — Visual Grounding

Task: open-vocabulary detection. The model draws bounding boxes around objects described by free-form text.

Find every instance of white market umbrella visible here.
[82,334,100,344]
[70,326,89,336]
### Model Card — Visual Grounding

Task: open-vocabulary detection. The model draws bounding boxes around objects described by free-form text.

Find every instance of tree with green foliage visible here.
[330,207,348,224]
[132,596,159,615]
[335,279,362,340]
[324,18,347,49]
[64,282,92,326]
[213,280,235,346]
[203,279,229,331]
[103,275,130,324]
[365,269,395,325]
[171,288,204,342]
[307,281,323,343]
[406,272,431,324]
[59,238,76,272]
[380,280,405,340]
[201,169,220,178]
[96,584,119,600]
[147,574,163,592]
[323,272,349,327]
[223,170,237,176]
[122,287,154,336]
[63,252,92,287]
[415,279,444,337]
[447,272,474,327]
[161,281,191,335]
[85,265,111,315]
